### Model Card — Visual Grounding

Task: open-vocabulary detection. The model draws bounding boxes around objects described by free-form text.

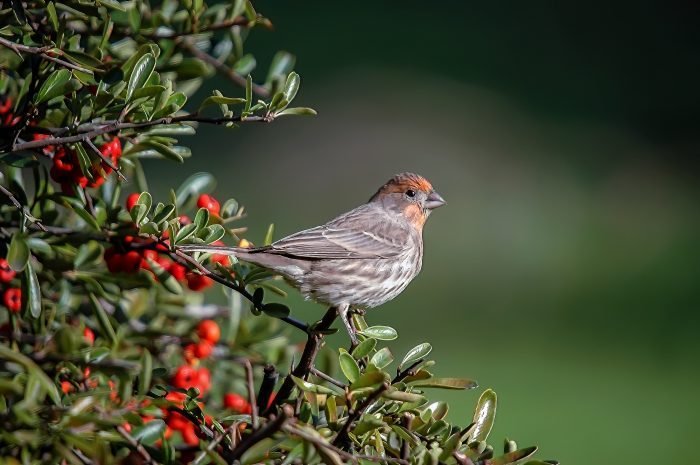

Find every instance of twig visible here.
[191,423,238,465]
[0,37,93,74]
[116,425,158,465]
[176,38,269,97]
[256,364,278,412]
[392,359,424,384]
[332,383,389,448]
[310,367,346,389]
[242,359,259,430]
[12,114,269,152]
[84,136,127,182]
[0,184,47,232]
[266,306,338,414]
[227,404,292,462]
[284,423,410,465]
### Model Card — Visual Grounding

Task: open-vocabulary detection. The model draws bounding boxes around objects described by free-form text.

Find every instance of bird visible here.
[180,172,445,343]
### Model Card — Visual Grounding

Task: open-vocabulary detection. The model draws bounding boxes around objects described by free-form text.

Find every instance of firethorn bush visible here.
[0,1,554,464]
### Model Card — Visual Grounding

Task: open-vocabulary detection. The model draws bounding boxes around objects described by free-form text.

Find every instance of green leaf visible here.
[261,303,290,318]
[351,337,376,359]
[89,293,117,346]
[46,2,59,30]
[201,224,225,244]
[175,172,215,209]
[471,388,497,442]
[138,350,153,395]
[382,389,426,404]
[411,377,478,390]
[131,419,166,445]
[282,72,300,103]
[146,258,182,294]
[25,261,41,318]
[400,343,432,368]
[199,95,246,111]
[484,447,537,465]
[350,371,387,391]
[359,325,398,341]
[36,69,72,104]
[138,140,183,162]
[7,234,30,271]
[291,375,341,395]
[0,344,60,405]
[370,347,393,369]
[174,223,198,243]
[276,107,317,117]
[194,207,210,230]
[339,351,360,383]
[263,223,274,245]
[63,50,104,70]
[126,53,156,102]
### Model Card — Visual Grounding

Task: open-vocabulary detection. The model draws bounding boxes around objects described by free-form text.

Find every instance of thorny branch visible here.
[176,38,270,98]
[12,114,270,153]
[116,425,158,465]
[266,306,339,415]
[0,37,93,74]
[227,405,292,462]
[332,383,389,448]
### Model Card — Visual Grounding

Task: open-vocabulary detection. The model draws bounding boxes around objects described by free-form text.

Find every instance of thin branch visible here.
[284,423,410,465]
[191,423,238,465]
[391,359,424,384]
[0,36,93,74]
[0,184,47,232]
[12,114,269,152]
[332,383,389,448]
[176,38,269,97]
[256,364,278,412]
[242,359,259,430]
[227,404,292,462]
[116,425,158,465]
[84,138,127,182]
[266,306,338,414]
[310,367,346,389]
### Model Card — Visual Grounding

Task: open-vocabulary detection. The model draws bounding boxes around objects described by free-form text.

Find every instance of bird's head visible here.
[369,172,446,228]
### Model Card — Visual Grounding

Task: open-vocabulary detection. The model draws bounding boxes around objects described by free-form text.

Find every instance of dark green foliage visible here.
[0,1,549,464]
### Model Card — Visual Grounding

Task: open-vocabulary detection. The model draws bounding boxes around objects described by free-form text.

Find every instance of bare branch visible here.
[176,38,270,98]
[0,37,94,74]
[116,425,159,465]
[0,184,47,232]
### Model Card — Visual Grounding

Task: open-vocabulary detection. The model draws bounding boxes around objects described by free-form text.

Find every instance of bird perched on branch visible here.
[180,172,445,342]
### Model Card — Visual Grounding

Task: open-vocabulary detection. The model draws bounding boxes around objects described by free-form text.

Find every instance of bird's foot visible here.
[337,305,359,348]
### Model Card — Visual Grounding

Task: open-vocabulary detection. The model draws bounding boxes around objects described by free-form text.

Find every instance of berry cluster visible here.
[0,258,20,314]
[48,137,122,191]
[0,98,20,126]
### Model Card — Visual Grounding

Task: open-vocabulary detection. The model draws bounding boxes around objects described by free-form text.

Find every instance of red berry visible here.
[172,365,196,390]
[196,320,220,344]
[121,251,142,273]
[3,288,21,313]
[179,215,192,225]
[140,249,158,269]
[195,368,211,394]
[186,273,213,291]
[193,340,213,359]
[83,327,95,345]
[105,247,123,273]
[122,422,132,433]
[196,194,220,216]
[0,258,16,282]
[181,423,199,445]
[31,133,55,155]
[126,193,140,211]
[61,381,75,394]
[166,409,189,431]
[223,393,251,414]
[182,344,197,365]
[209,241,231,266]
[0,97,12,115]
[168,262,187,281]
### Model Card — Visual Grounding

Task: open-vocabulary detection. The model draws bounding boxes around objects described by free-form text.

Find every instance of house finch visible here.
[180,172,445,341]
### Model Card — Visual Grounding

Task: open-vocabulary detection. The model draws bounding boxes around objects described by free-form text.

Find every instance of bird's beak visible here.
[425,190,446,210]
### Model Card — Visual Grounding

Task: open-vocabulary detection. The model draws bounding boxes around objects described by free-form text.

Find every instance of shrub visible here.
[0,1,553,464]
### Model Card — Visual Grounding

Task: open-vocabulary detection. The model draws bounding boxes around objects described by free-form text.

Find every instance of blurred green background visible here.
[146,2,700,464]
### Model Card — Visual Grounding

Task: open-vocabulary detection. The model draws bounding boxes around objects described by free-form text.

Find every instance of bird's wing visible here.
[267,208,406,260]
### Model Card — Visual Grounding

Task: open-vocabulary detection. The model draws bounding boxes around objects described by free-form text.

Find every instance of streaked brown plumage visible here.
[181,172,445,341]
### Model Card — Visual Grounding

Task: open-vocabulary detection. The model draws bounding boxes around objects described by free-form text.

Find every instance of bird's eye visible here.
[406,189,416,198]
